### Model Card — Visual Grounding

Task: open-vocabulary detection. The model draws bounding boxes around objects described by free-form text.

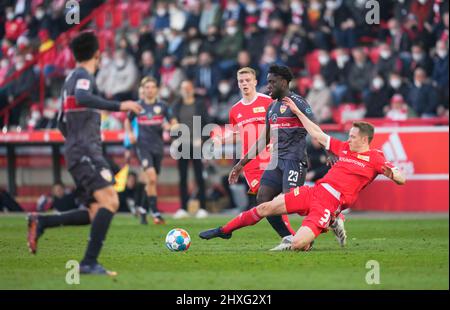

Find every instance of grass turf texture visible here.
[0,214,448,289]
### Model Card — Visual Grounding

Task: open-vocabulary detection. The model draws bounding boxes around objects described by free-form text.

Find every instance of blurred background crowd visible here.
[0,0,448,131]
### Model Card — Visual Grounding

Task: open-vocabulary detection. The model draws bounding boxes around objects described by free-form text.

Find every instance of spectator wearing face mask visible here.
[306,75,333,123]
[318,49,339,86]
[402,44,434,79]
[348,47,375,101]
[4,6,27,43]
[323,0,357,49]
[153,2,170,31]
[216,19,244,77]
[199,0,221,36]
[407,67,439,117]
[211,79,240,125]
[304,0,332,50]
[140,50,160,83]
[432,40,449,114]
[388,72,410,100]
[386,18,411,54]
[160,55,186,99]
[27,5,50,39]
[376,42,401,81]
[364,75,390,118]
[96,49,139,101]
[331,48,352,105]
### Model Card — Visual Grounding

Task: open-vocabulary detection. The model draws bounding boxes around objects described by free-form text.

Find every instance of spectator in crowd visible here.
[166,28,185,62]
[199,0,221,36]
[153,1,170,31]
[432,40,449,115]
[385,94,412,121]
[140,50,160,83]
[376,42,401,80]
[388,71,410,100]
[323,0,357,49]
[402,43,434,79]
[318,49,339,86]
[306,74,333,123]
[280,23,309,72]
[407,67,439,117]
[364,75,390,118]
[160,55,186,101]
[216,19,244,77]
[243,22,266,63]
[171,80,209,219]
[96,49,138,101]
[348,47,374,102]
[193,51,220,99]
[258,44,283,87]
[331,47,352,105]
[387,18,411,54]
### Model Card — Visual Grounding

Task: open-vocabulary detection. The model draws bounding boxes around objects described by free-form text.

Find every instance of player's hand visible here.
[129,133,137,144]
[326,152,338,166]
[120,101,143,115]
[382,165,395,179]
[228,163,243,184]
[281,97,301,116]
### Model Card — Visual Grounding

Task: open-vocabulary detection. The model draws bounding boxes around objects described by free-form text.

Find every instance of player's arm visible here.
[282,97,329,148]
[229,123,270,184]
[382,165,406,185]
[74,78,141,114]
[124,114,137,144]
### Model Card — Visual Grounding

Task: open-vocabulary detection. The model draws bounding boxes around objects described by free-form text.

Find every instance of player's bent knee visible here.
[256,203,272,217]
[291,238,310,251]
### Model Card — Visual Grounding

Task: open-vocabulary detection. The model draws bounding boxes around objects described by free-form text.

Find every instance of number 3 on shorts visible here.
[288,170,299,182]
[318,209,331,227]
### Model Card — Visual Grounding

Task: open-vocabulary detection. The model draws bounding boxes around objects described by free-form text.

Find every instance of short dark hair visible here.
[70,31,99,62]
[353,121,375,143]
[268,64,294,83]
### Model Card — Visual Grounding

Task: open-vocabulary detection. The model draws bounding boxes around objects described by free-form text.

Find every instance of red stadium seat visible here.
[297,77,312,97]
[369,46,381,64]
[305,50,321,76]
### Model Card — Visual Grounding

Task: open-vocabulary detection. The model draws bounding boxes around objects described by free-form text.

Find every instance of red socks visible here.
[222,207,262,234]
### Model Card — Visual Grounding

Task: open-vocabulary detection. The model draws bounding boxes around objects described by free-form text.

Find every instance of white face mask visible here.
[155,35,165,45]
[313,79,325,90]
[412,52,423,62]
[36,9,45,20]
[380,50,391,59]
[246,4,258,14]
[219,83,231,95]
[336,55,349,67]
[414,80,423,88]
[156,8,166,16]
[437,49,448,59]
[291,2,302,11]
[372,78,384,90]
[115,59,125,68]
[226,26,238,36]
[310,2,322,10]
[318,55,330,65]
[160,87,170,98]
[31,111,40,119]
[326,0,339,10]
[15,61,25,70]
[418,0,427,4]
[390,78,402,89]
[6,12,14,20]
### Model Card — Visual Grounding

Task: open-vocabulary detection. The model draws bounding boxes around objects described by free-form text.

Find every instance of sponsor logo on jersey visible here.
[251,179,259,188]
[357,154,370,162]
[75,79,90,90]
[153,106,162,114]
[237,113,243,119]
[294,187,300,196]
[342,150,348,154]
[280,105,287,114]
[253,107,266,113]
[270,114,278,123]
[100,168,113,182]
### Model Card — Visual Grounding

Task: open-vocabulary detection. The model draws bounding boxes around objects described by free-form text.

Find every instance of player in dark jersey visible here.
[26,31,142,275]
[201,64,345,249]
[125,77,172,225]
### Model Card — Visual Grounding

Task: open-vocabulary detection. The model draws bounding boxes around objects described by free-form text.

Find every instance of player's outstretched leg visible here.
[79,187,118,276]
[199,195,287,240]
[27,209,91,254]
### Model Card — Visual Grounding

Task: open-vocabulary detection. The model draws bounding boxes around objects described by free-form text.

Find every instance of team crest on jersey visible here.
[251,179,259,188]
[153,106,162,114]
[342,150,348,154]
[357,154,370,162]
[253,107,266,113]
[237,113,243,119]
[294,187,300,196]
[100,169,113,182]
[279,105,287,114]
[75,79,90,90]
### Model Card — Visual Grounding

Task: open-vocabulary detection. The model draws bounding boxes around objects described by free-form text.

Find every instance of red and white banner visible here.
[353,126,449,212]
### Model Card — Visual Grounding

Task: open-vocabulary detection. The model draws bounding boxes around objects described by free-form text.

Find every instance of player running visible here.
[200,105,406,249]
[27,31,142,275]
[125,77,172,225]
[215,67,297,250]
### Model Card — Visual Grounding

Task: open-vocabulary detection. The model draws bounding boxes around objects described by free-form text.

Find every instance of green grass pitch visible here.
[0,214,448,290]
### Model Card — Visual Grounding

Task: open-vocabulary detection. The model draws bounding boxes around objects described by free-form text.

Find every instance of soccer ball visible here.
[165,228,191,252]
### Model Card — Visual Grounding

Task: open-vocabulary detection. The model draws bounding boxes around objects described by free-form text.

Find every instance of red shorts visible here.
[284,185,341,237]
[243,168,264,193]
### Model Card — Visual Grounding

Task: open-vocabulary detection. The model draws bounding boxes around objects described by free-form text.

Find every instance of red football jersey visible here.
[318,136,396,207]
[229,93,273,172]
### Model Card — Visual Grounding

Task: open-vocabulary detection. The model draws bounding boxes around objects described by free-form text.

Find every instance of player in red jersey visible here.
[200,97,406,250]
[215,67,297,250]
